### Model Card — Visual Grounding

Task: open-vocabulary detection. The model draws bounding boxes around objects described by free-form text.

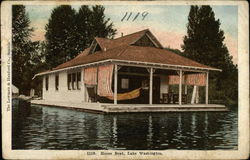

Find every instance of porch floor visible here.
[31,99,228,113]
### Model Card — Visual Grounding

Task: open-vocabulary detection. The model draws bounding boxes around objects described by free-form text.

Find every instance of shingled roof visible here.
[45,29,219,74]
[94,29,163,50]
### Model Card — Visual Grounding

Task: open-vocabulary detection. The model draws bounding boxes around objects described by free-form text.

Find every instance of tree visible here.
[45,5,77,68]
[88,5,116,39]
[182,5,238,105]
[74,6,93,51]
[75,5,117,53]
[12,5,40,95]
[29,41,47,96]
[74,5,116,53]
[44,5,117,69]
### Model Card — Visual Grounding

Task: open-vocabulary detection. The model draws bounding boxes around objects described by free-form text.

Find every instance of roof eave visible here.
[32,59,113,79]
[111,59,222,72]
[33,59,221,79]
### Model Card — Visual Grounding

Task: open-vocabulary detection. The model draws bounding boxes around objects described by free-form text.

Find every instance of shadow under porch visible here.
[89,66,208,105]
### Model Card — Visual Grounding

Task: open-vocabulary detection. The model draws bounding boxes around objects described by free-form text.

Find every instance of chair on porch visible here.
[86,87,97,102]
[182,94,188,104]
[162,93,169,104]
[161,92,173,104]
[173,94,188,104]
[168,92,174,104]
[173,94,179,104]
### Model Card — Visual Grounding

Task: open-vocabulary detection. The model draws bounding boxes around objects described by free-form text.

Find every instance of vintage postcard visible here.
[1,0,249,159]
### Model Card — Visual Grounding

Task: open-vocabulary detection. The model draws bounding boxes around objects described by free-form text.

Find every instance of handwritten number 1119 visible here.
[121,12,149,21]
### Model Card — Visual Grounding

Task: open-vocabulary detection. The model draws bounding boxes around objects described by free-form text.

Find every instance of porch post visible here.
[179,70,183,105]
[205,72,209,104]
[82,69,85,102]
[114,64,118,105]
[149,67,153,105]
[184,85,187,94]
[191,86,197,104]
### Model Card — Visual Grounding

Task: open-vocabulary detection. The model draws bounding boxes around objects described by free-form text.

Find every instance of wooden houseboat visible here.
[32,29,227,112]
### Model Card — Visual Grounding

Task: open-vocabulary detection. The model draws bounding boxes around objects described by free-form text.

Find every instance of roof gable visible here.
[110,29,163,49]
[87,29,163,55]
[133,33,157,47]
[89,39,102,54]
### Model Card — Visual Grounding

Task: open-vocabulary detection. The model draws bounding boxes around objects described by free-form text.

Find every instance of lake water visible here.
[12,99,238,150]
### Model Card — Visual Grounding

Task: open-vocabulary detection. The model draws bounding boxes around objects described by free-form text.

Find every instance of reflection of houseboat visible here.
[32,29,227,112]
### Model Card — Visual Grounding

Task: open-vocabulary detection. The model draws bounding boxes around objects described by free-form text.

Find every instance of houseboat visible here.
[31,29,228,112]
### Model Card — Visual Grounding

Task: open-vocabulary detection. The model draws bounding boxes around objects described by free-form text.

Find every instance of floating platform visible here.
[31,100,228,113]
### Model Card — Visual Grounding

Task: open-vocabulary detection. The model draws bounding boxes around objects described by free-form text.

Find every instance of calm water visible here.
[12,99,238,150]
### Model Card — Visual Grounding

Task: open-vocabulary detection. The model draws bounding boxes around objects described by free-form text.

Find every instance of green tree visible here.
[88,5,116,39]
[12,5,40,95]
[75,5,116,52]
[182,5,238,105]
[44,5,77,68]
[74,6,92,51]
[29,41,47,96]
[44,5,117,69]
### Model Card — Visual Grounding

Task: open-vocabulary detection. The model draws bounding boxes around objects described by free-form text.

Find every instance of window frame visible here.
[68,71,81,91]
[77,72,81,90]
[72,73,76,90]
[55,74,59,91]
[67,73,72,90]
[45,76,49,91]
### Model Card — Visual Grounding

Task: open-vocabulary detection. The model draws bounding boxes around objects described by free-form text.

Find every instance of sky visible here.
[25,5,238,64]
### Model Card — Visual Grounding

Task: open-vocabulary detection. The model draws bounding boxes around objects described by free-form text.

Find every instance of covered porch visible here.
[83,59,216,107]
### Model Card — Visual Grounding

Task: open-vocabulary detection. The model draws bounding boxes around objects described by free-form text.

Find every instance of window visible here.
[55,74,59,90]
[68,71,81,90]
[72,73,76,90]
[121,78,129,89]
[45,76,49,91]
[68,73,71,90]
[77,72,81,90]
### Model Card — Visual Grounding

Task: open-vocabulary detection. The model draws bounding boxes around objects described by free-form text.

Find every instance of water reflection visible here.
[112,116,118,148]
[147,115,153,147]
[191,113,197,147]
[12,99,238,150]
